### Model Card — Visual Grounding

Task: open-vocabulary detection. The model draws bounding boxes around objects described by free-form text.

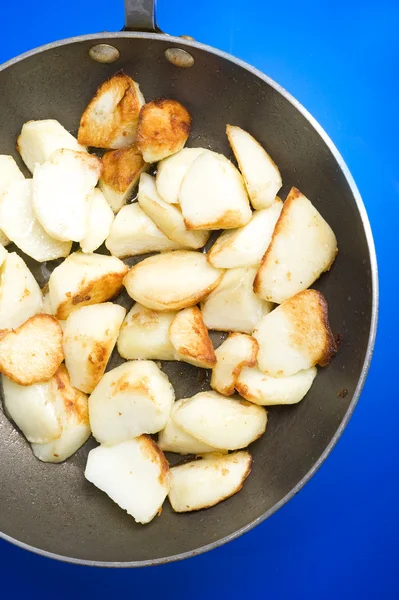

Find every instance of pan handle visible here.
[124,0,161,32]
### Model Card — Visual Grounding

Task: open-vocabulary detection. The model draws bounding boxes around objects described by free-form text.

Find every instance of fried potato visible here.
[0,232,9,247]
[253,289,337,376]
[0,314,63,385]
[117,302,176,360]
[0,180,72,261]
[0,155,25,246]
[31,365,90,463]
[201,267,272,334]
[17,119,86,173]
[208,199,283,268]
[169,451,252,512]
[80,189,114,253]
[105,203,182,258]
[33,149,103,242]
[49,251,128,320]
[211,333,258,395]
[179,150,252,230]
[0,244,7,268]
[236,365,317,405]
[169,306,216,368]
[99,145,149,213]
[85,436,170,524]
[89,360,175,444]
[254,188,338,303]
[173,390,267,450]
[0,252,42,330]
[138,173,210,249]
[156,147,205,204]
[78,72,145,149]
[63,303,126,394]
[123,250,223,311]
[136,98,191,163]
[226,125,282,209]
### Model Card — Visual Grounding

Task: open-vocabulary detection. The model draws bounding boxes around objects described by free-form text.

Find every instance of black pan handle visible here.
[124,0,161,32]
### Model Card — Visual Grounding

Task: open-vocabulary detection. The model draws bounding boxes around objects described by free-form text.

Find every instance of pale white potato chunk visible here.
[254,188,338,303]
[63,303,126,394]
[123,250,223,311]
[31,365,90,463]
[211,333,258,396]
[201,267,272,334]
[0,155,25,246]
[169,306,216,368]
[180,150,252,230]
[226,125,282,209]
[2,375,61,444]
[173,390,267,450]
[156,147,205,204]
[253,289,337,376]
[0,252,42,331]
[33,149,103,242]
[78,72,145,149]
[117,303,176,360]
[158,400,222,455]
[236,365,317,405]
[169,451,252,512]
[17,119,86,173]
[0,244,7,268]
[105,203,182,258]
[0,180,72,261]
[138,173,209,249]
[208,199,283,268]
[89,360,175,444]
[49,251,128,320]
[85,436,170,524]
[80,189,114,253]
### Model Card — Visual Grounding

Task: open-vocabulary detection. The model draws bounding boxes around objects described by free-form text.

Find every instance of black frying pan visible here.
[0,0,378,566]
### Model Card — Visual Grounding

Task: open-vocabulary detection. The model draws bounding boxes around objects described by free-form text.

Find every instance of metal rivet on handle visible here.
[89,44,120,64]
[165,48,195,68]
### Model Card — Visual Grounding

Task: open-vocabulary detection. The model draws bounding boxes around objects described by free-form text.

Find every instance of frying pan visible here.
[0,0,378,566]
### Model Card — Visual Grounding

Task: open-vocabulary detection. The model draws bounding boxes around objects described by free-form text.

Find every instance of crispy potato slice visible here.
[0,252,42,330]
[226,125,282,209]
[253,289,337,376]
[0,314,63,385]
[169,306,216,368]
[236,365,317,405]
[117,302,176,360]
[254,188,338,303]
[80,189,114,253]
[78,72,145,149]
[85,436,170,524]
[0,155,25,246]
[31,365,90,463]
[136,98,191,163]
[208,199,283,268]
[201,267,272,334]
[63,303,126,393]
[33,149,103,242]
[173,390,267,450]
[211,333,258,395]
[169,451,252,512]
[0,180,72,261]
[105,203,182,258]
[99,145,149,213]
[179,150,252,230]
[49,251,128,320]
[123,250,223,311]
[156,147,205,204]
[89,360,175,444]
[138,173,210,249]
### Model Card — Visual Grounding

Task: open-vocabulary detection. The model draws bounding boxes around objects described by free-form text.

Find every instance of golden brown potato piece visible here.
[211,333,258,396]
[136,98,191,163]
[169,306,216,368]
[78,71,145,149]
[99,145,149,213]
[0,314,64,386]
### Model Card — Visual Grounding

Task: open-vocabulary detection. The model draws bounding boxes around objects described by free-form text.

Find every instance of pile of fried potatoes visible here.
[0,71,338,524]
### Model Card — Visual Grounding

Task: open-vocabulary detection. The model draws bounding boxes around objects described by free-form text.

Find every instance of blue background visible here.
[1,0,397,597]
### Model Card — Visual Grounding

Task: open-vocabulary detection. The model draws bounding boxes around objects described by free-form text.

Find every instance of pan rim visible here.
[0,31,379,568]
